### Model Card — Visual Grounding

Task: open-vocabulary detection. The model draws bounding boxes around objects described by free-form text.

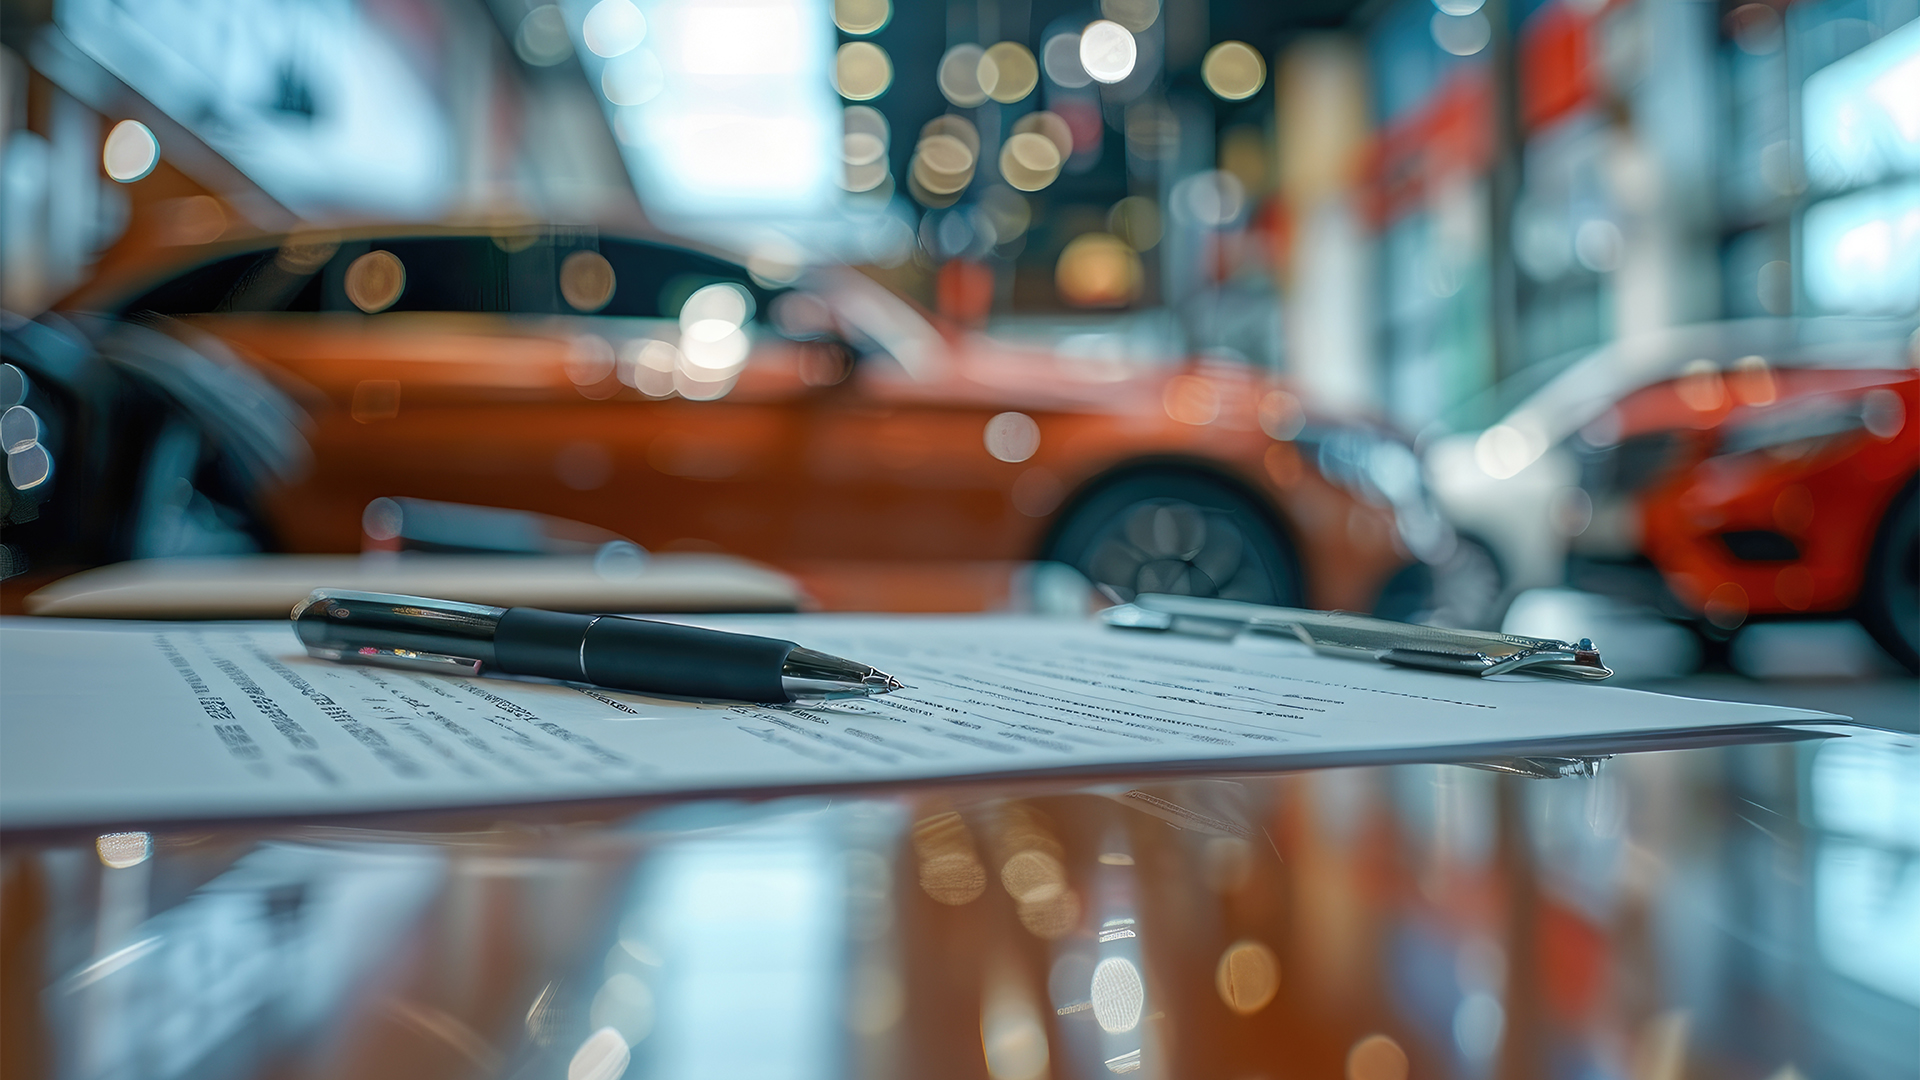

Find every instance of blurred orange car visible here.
[46,227,1467,614]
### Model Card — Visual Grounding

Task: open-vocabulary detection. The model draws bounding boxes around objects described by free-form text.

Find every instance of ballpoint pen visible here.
[290,588,903,703]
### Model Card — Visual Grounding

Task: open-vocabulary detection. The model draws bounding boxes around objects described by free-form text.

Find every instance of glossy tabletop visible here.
[3,725,1915,1080]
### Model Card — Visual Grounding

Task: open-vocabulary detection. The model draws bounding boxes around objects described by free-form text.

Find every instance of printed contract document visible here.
[0,616,1843,829]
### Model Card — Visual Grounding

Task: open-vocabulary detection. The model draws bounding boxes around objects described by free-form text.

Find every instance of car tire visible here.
[1859,476,1918,675]
[1373,533,1507,629]
[1042,468,1302,606]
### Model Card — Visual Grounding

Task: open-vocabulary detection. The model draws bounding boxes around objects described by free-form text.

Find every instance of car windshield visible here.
[1448,317,1920,442]
[119,234,780,322]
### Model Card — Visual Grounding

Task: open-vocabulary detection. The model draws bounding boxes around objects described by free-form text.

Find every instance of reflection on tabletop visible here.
[5,730,1915,1080]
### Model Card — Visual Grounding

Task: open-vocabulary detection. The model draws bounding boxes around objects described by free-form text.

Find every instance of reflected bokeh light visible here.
[2,731,1914,1080]
[94,831,151,869]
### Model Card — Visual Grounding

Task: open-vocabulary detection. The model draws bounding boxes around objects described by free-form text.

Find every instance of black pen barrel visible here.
[493,608,798,702]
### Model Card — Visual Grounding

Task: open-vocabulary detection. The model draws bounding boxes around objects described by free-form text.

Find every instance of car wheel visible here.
[1373,533,1507,629]
[1859,477,1918,674]
[1042,469,1301,606]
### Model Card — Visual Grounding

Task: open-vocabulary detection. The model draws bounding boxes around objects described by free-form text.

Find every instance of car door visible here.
[135,233,807,556]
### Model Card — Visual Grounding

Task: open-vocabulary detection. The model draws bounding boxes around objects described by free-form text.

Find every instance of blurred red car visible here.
[19,227,1469,616]
[1599,361,1916,668]
[1429,321,1917,671]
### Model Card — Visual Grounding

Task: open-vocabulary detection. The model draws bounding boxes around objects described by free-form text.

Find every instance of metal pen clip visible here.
[292,588,503,677]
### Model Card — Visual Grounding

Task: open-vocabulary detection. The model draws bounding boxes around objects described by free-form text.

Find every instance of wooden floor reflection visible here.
[4,730,1915,1080]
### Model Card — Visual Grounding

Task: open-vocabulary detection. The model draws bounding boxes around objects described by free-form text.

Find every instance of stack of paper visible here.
[0,615,1844,831]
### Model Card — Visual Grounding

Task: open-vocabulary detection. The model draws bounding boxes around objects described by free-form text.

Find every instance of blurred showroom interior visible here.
[0,0,1914,671]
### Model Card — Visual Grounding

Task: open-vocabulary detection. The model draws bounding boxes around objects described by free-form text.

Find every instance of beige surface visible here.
[24,553,802,618]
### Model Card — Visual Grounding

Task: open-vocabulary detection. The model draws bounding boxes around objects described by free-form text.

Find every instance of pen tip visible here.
[870,671,904,695]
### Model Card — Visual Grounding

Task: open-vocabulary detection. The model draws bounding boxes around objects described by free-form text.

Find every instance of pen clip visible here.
[303,644,484,677]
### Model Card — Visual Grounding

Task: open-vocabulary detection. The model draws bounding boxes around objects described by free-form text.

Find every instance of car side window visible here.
[593,238,776,321]
[122,249,326,315]
[120,235,780,322]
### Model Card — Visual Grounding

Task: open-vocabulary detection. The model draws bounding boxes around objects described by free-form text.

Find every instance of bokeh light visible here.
[1175,169,1247,226]
[998,132,1062,192]
[1,406,40,454]
[841,105,890,190]
[981,977,1050,1080]
[601,48,664,106]
[588,972,654,1044]
[984,412,1042,462]
[582,0,646,58]
[6,442,50,490]
[1101,0,1161,32]
[276,233,339,273]
[833,0,891,35]
[939,44,989,106]
[913,811,987,905]
[1108,195,1161,250]
[677,282,753,385]
[565,334,617,387]
[1214,939,1281,1014]
[1430,11,1491,55]
[1012,111,1073,158]
[1676,358,1727,411]
[1078,21,1137,84]
[918,114,979,159]
[156,195,227,246]
[836,42,893,101]
[1090,956,1146,1032]
[95,831,151,868]
[1042,33,1091,87]
[1258,389,1305,439]
[619,339,681,397]
[344,250,406,313]
[1202,41,1267,100]
[514,5,572,66]
[680,282,754,329]
[1056,233,1142,307]
[978,42,1038,103]
[102,119,158,182]
[1346,1035,1409,1080]
[979,186,1032,242]
[568,1027,630,1080]
[911,121,978,206]
[1163,375,1221,425]
[560,250,616,312]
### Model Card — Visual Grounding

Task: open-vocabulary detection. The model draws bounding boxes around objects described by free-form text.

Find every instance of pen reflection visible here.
[4,732,1912,1080]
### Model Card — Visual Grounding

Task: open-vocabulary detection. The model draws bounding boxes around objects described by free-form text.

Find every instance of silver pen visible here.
[1103,593,1612,680]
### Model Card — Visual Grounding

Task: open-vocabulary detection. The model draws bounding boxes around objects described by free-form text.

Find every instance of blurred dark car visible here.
[1428,319,1918,670]
[12,226,1469,615]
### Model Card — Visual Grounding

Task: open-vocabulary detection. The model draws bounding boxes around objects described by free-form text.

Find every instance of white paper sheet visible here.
[0,615,1844,829]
